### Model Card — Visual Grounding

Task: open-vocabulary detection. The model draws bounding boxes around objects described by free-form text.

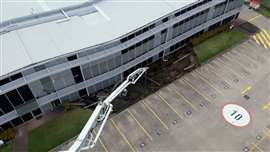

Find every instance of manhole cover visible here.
[156,131,161,136]
[199,103,204,107]
[186,111,192,116]
[140,143,145,148]
[243,95,250,100]
[256,135,262,140]
[243,146,249,152]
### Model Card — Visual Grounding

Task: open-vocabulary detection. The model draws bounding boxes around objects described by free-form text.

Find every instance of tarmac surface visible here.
[59,6,270,152]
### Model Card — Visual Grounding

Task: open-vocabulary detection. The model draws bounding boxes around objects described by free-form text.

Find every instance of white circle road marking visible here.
[222,104,251,127]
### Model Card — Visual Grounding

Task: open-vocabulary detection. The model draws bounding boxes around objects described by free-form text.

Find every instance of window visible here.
[129,45,136,50]
[11,117,23,127]
[22,113,33,122]
[32,108,42,116]
[170,46,175,52]
[173,23,178,28]
[120,37,128,43]
[10,73,23,81]
[17,85,35,102]
[142,38,148,44]
[1,122,13,130]
[0,78,10,86]
[67,55,77,61]
[175,11,181,17]
[0,109,3,116]
[71,66,84,83]
[162,17,168,23]
[121,49,128,54]
[142,27,149,33]
[187,6,192,11]
[34,65,46,72]
[159,51,164,58]
[135,30,142,36]
[123,70,130,77]
[128,34,135,40]
[149,35,155,40]
[6,90,24,107]
[149,24,155,29]
[147,57,153,64]
[0,95,14,113]
[161,29,167,34]
[79,88,88,98]
[136,42,142,47]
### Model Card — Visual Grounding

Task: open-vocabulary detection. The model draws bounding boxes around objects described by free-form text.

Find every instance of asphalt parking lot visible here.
[88,12,270,152]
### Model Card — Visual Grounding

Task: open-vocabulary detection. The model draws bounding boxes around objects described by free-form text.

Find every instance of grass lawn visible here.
[194,29,248,64]
[256,0,270,18]
[28,108,92,152]
[257,6,270,18]
[0,143,13,152]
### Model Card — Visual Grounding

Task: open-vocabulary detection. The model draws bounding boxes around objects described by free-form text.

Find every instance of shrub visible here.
[0,128,16,142]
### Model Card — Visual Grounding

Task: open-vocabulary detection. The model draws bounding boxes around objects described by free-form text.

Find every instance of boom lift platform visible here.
[65,67,148,152]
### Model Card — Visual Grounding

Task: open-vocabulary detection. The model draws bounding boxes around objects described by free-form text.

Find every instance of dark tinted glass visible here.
[79,89,87,97]
[10,73,23,81]
[22,113,33,122]
[17,85,35,102]
[6,90,24,107]
[32,108,42,116]
[11,117,23,127]
[0,95,14,113]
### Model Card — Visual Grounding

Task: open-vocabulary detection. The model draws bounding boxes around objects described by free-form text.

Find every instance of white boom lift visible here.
[66,67,148,152]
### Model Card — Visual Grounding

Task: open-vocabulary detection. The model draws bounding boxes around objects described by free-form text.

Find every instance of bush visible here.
[63,102,72,111]
[0,129,16,142]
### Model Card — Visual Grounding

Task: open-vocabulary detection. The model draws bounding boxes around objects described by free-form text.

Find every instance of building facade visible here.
[0,0,243,131]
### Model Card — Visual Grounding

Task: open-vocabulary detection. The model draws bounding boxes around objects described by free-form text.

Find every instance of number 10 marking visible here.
[230,110,243,121]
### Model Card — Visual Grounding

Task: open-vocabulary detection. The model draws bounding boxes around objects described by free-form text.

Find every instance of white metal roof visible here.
[0,0,197,77]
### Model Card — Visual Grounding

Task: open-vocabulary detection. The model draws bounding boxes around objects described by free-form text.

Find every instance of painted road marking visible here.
[213,59,246,81]
[262,29,270,40]
[205,64,233,87]
[93,130,109,152]
[250,131,270,152]
[127,110,153,141]
[222,104,251,127]
[253,35,261,45]
[168,85,198,110]
[260,32,270,48]
[182,78,211,103]
[193,71,224,95]
[156,93,184,120]
[248,15,262,22]
[252,143,264,152]
[241,85,252,95]
[252,29,270,49]
[262,102,270,111]
[142,100,169,130]
[111,119,136,152]
[256,33,268,49]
